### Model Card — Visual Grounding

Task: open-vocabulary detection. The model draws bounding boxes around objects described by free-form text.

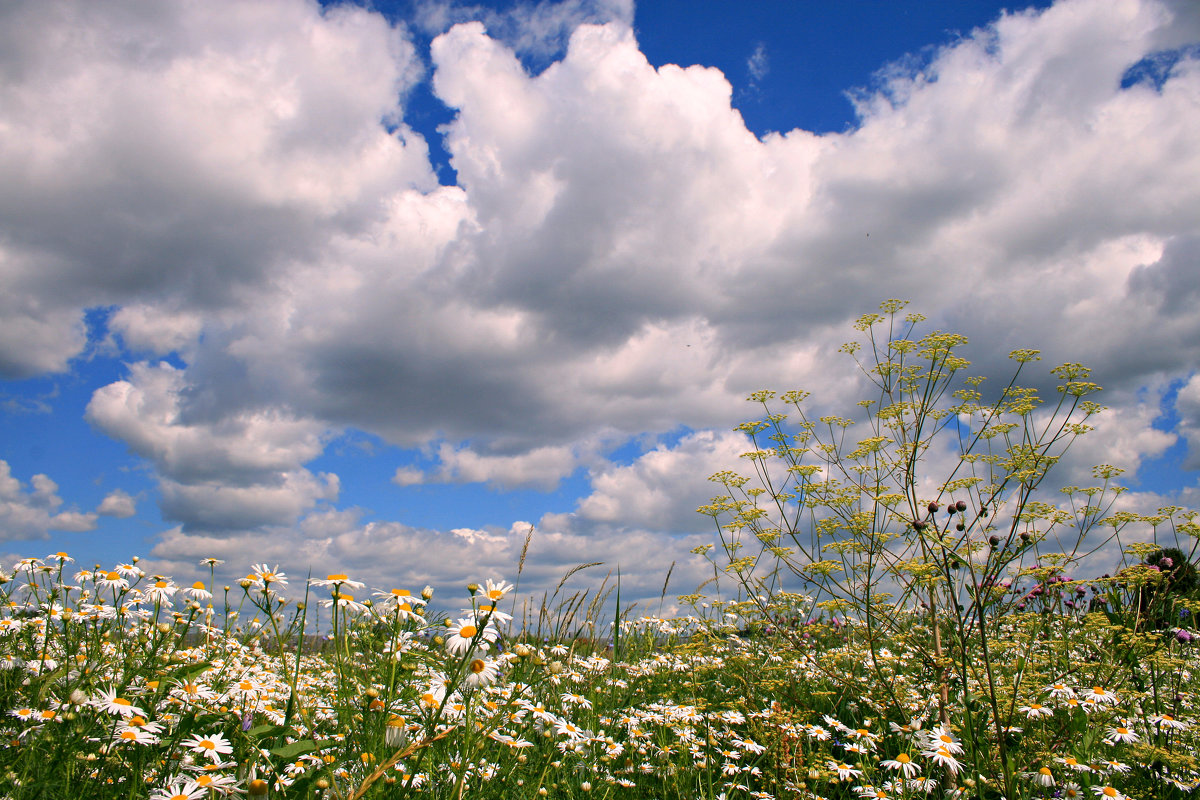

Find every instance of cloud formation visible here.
[0,0,1198,601]
[0,460,136,540]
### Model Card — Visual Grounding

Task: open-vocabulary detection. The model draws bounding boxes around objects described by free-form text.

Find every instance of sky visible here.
[1,0,1199,619]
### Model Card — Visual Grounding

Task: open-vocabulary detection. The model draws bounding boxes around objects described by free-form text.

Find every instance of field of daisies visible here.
[1,548,1199,800]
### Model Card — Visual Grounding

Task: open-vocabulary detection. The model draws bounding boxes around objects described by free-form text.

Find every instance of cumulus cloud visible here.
[97,489,137,519]
[572,430,749,532]
[142,511,710,617]
[0,461,102,539]
[85,360,336,530]
[0,0,434,374]
[1,0,1198,600]
[1176,374,1200,469]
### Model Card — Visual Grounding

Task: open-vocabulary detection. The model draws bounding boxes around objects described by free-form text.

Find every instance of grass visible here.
[0,553,1199,799]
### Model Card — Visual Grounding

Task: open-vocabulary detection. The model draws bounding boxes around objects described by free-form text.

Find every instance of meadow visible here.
[3,302,1198,799]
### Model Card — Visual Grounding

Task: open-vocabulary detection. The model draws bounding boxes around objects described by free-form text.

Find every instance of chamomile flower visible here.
[1055,755,1091,773]
[149,779,206,800]
[1105,724,1139,743]
[444,616,499,655]
[1025,766,1055,787]
[828,760,862,781]
[1150,713,1188,730]
[310,574,366,590]
[1019,702,1053,719]
[92,688,145,717]
[247,564,288,591]
[924,725,963,755]
[143,578,177,604]
[465,654,501,688]
[95,570,129,592]
[182,732,233,762]
[323,590,367,614]
[880,753,920,778]
[1085,686,1119,705]
[926,747,962,775]
[113,725,160,746]
[182,581,212,601]
[475,603,513,625]
[1090,785,1126,800]
[482,579,514,602]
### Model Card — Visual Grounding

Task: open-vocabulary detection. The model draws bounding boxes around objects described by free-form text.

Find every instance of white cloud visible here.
[0,460,100,539]
[747,42,769,83]
[85,360,336,530]
[1176,374,1200,469]
[573,430,749,532]
[97,489,137,519]
[427,442,582,489]
[1,0,1198,564]
[142,511,709,618]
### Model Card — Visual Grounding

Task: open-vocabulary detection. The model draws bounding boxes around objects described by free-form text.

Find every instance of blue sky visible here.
[1,0,1198,613]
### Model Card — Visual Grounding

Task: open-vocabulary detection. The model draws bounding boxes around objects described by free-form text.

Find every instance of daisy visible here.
[1062,783,1083,800]
[310,573,366,590]
[1019,702,1053,719]
[857,787,892,800]
[554,718,587,740]
[475,603,513,625]
[1056,755,1091,773]
[465,655,501,688]
[113,726,160,746]
[444,616,499,655]
[1025,766,1055,787]
[149,780,207,800]
[880,753,920,778]
[926,747,962,776]
[95,570,129,592]
[828,760,862,781]
[1150,713,1188,730]
[1046,682,1076,699]
[924,725,964,755]
[92,688,145,718]
[182,581,212,601]
[247,564,288,591]
[1085,686,1119,705]
[1090,786,1126,800]
[482,579,514,602]
[323,590,368,614]
[143,578,177,605]
[1105,725,1139,744]
[182,732,234,762]
[189,773,239,794]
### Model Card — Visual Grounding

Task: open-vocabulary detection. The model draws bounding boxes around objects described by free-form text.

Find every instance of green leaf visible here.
[246,724,289,740]
[270,738,321,759]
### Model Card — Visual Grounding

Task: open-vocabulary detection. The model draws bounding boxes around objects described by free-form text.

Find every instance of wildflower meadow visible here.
[2,301,1198,800]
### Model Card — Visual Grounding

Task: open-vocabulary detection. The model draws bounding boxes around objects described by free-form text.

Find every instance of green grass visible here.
[1,554,1199,799]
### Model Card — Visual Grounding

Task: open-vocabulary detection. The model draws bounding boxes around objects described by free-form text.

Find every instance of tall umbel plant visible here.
[697,300,1145,793]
